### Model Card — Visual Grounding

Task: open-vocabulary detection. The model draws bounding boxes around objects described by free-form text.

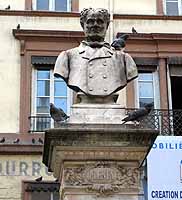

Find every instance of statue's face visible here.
[84,11,108,42]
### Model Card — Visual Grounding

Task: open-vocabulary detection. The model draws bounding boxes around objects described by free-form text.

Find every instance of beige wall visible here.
[114,0,157,14]
[79,0,109,11]
[0,155,54,200]
[0,0,25,10]
[79,0,157,14]
[114,19,182,34]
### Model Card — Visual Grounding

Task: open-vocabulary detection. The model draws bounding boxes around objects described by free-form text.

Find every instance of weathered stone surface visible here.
[63,162,139,195]
[68,103,126,124]
[43,123,158,200]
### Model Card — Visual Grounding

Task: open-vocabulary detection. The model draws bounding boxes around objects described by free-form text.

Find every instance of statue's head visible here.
[80,8,110,42]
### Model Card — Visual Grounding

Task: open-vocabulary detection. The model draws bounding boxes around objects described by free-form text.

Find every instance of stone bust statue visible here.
[54,8,138,97]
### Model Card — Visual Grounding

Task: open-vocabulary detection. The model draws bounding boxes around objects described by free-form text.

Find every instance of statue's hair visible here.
[80,8,110,29]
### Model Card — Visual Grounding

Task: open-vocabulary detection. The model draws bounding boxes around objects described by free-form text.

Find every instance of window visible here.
[135,71,160,108]
[134,71,160,130]
[138,73,154,107]
[34,0,71,11]
[165,0,182,15]
[23,181,60,200]
[31,68,71,132]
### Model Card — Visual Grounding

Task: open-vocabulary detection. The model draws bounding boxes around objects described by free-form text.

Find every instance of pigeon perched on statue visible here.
[121,103,154,124]
[50,103,69,122]
[111,34,129,50]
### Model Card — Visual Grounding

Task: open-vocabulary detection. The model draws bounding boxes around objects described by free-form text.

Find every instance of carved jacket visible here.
[54,42,138,96]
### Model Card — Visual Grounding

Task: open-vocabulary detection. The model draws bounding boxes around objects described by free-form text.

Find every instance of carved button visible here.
[89,74,93,78]
[103,75,107,79]
[104,88,108,92]
[103,61,107,66]
[89,88,93,91]
[89,62,93,66]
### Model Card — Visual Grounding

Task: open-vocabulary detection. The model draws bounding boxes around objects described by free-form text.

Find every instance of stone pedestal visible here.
[68,93,126,124]
[69,103,126,124]
[43,124,158,200]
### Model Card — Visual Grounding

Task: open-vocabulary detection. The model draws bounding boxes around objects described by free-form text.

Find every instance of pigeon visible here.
[50,103,69,122]
[111,34,129,50]
[35,176,42,182]
[17,24,20,30]
[38,138,44,144]
[32,138,36,144]
[13,138,20,144]
[132,27,137,34]
[0,137,5,143]
[122,103,154,124]
[5,5,10,10]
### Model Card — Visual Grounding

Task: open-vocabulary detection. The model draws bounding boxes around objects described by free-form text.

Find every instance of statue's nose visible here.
[93,20,99,26]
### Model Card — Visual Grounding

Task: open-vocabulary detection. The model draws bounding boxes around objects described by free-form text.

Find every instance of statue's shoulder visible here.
[118,51,133,60]
[64,46,80,56]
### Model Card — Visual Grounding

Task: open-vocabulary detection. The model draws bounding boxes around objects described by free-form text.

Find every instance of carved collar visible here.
[78,41,114,57]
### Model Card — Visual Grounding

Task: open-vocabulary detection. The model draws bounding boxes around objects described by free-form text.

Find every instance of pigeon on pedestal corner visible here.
[122,103,154,125]
[50,103,69,122]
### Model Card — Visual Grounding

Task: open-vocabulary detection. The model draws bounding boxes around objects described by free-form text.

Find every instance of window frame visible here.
[32,0,71,11]
[135,70,160,109]
[31,67,72,129]
[164,0,182,15]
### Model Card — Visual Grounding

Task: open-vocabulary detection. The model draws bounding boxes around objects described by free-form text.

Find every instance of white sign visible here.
[147,136,182,200]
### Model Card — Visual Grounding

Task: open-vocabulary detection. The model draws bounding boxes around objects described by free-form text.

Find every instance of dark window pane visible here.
[53,192,60,200]
[54,81,67,96]
[55,0,67,11]
[166,2,179,15]
[37,80,50,96]
[37,70,50,79]
[31,191,50,200]
[54,97,67,113]
[139,98,154,108]
[37,97,50,113]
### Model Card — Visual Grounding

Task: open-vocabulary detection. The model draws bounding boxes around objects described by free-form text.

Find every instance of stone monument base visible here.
[43,124,158,200]
[68,93,126,124]
[69,103,126,124]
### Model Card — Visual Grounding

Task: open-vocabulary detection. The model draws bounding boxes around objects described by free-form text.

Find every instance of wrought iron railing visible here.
[29,115,51,132]
[29,109,182,135]
[125,109,182,136]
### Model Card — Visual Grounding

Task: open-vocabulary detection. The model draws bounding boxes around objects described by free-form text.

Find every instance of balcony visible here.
[29,109,182,136]
[29,115,51,132]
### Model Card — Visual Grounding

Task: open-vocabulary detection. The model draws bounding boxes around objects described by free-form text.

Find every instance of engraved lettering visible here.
[32,161,41,176]
[19,162,28,176]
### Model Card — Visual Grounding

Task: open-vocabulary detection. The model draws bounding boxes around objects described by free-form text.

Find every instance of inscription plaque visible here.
[64,162,139,196]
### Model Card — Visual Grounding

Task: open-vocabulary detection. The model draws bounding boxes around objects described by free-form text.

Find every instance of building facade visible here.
[0,0,182,199]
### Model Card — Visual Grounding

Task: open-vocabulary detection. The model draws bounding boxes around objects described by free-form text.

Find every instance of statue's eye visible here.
[97,19,104,25]
[86,19,94,25]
